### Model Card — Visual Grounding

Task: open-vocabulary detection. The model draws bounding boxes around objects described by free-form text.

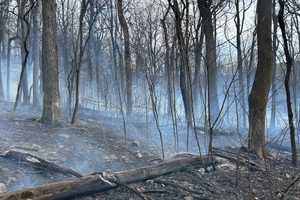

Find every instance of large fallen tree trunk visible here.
[0,155,211,200]
[0,150,82,178]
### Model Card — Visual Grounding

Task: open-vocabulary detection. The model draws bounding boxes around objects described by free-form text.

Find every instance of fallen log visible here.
[212,147,265,171]
[0,150,82,178]
[0,155,212,200]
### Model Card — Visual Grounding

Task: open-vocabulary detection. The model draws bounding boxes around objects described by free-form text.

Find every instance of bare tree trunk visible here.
[170,34,179,151]
[0,0,8,101]
[13,0,33,111]
[169,0,193,127]
[32,1,40,107]
[117,0,133,116]
[246,31,256,96]
[71,0,89,124]
[88,1,101,110]
[161,9,172,116]
[6,38,13,101]
[146,73,165,159]
[192,26,204,113]
[60,0,71,116]
[235,0,246,128]
[41,0,61,124]
[278,0,297,166]
[248,0,273,158]
[109,0,127,141]
[0,43,4,100]
[18,0,30,105]
[270,0,278,130]
[21,47,29,104]
[198,0,219,122]
[62,36,71,115]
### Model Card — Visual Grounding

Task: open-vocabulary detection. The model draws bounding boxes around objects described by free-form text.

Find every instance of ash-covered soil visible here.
[77,156,300,200]
[0,103,299,200]
[0,104,154,192]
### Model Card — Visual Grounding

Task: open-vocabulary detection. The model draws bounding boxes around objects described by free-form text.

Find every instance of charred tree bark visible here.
[0,155,211,200]
[278,0,297,166]
[117,0,133,116]
[248,0,273,158]
[41,0,61,124]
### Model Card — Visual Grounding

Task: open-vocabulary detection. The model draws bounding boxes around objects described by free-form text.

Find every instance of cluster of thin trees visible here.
[0,0,300,162]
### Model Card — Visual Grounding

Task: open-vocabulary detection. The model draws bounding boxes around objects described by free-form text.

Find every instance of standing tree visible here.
[234,0,247,129]
[31,0,40,107]
[278,0,297,166]
[117,0,133,116]
[17,0,30,104]
[168,0,193,127]
[198,0,220,122]
[0,0,8,100]
[248,0,273,158]
[270,0,278,130]
[71,0,90,124]
[41,0,61,124]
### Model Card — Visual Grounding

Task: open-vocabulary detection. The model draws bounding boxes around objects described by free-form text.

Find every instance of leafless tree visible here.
[248,0,273,158]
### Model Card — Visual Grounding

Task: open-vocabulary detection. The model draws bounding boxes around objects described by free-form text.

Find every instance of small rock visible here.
[136,152,143,159]
[276,192,283,198]
[184,196,193,200]
[198,168,205,174]
[0,183,7,194]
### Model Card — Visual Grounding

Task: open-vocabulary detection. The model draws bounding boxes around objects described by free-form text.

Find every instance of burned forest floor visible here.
[0,102,299,200]
[0,103,155,192]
